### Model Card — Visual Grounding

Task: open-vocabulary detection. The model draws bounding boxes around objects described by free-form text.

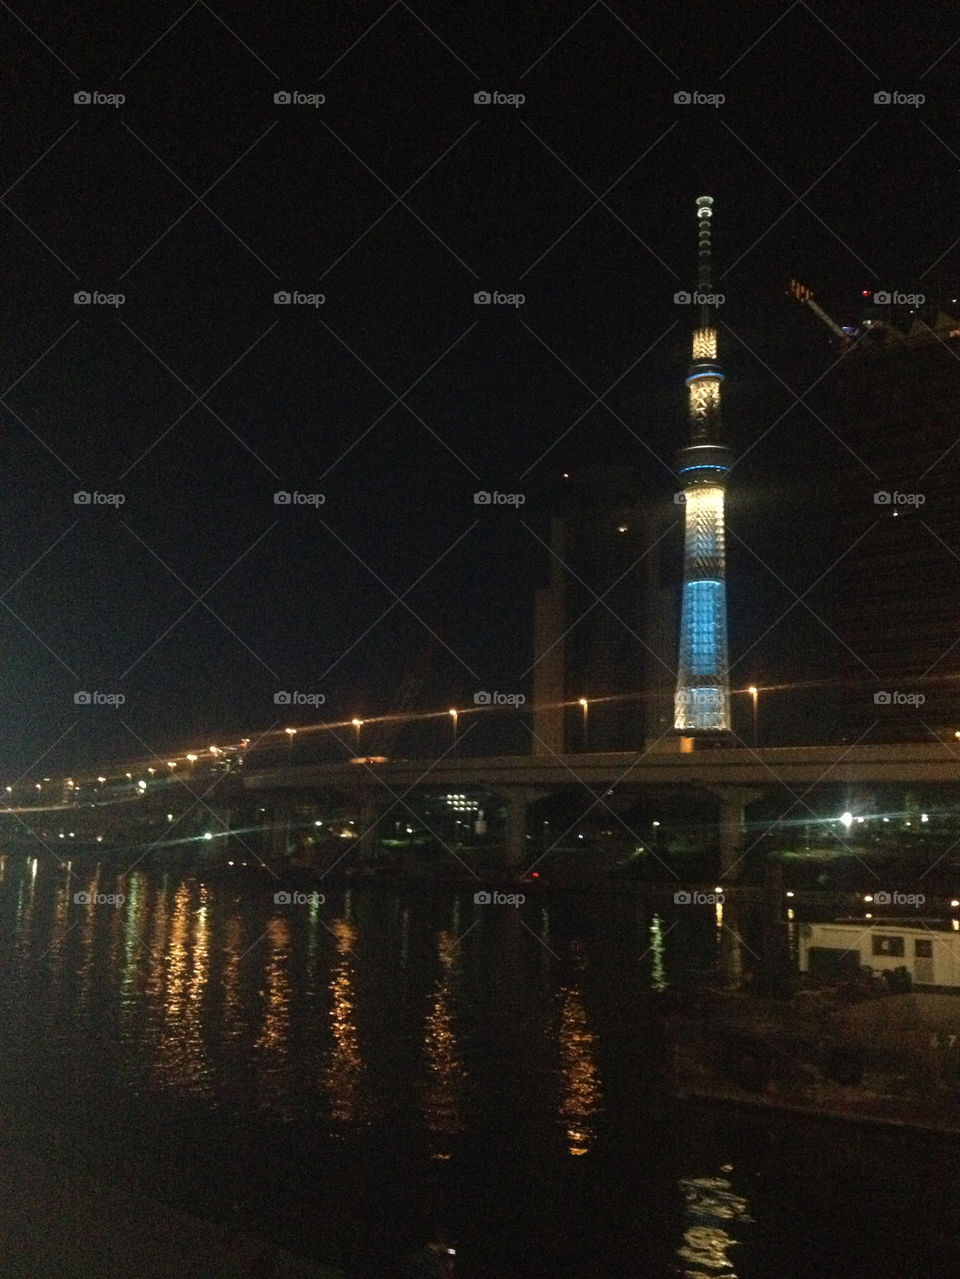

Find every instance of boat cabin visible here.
[799,920,960,988]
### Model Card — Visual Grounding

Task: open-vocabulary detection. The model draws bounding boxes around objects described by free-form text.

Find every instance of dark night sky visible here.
[1,1,958,774]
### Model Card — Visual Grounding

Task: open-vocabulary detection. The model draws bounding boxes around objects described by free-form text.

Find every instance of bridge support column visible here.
[501,788,550,878]
[354,795,380,859]
[269,802,291,860]
[711,787,764,882]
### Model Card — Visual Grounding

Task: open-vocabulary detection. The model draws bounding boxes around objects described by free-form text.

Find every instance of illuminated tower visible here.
[674,195,733,733]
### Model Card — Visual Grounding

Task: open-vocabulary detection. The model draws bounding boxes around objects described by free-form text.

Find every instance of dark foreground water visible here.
[0,852,958,1277]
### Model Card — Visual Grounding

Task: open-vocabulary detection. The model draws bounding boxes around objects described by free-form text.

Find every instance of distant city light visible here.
[840,811,853,829]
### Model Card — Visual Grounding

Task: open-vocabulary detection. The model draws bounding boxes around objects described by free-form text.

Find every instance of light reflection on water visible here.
[6,856,936,1276]
[324,915,363,1124]
[423,928,465,1157]
[677,1170,754,1277]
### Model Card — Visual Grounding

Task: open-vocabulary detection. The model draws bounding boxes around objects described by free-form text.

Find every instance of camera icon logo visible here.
[74,91,91,104]
[274,891,292,904]
[474,890,491,904]
[74,490,91,504]
[874,291,891,304]
[274,491,291,504]
[474,91,491,104]
[74,691,91,704]
[74,291,91,305]
[674,291,691,304]
[274,691,292,704]
[673,890,692,904]
[874,91,891,104]
[874,891,891,904]
[474,691,491,705]
[874,691,891,704]
[474,291,491,304]
[873,490,891,504]
[274,291,291,304]
[474,491,492,504]
[674,492,686,504]
[74,891,92,903]
[674,91,691,104]
[274,91,292,104]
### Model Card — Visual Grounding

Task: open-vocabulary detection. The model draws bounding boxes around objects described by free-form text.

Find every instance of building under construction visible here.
[797,285,960,740]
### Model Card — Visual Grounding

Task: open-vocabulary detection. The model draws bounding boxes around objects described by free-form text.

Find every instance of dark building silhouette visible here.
[532,466,678,753]
[826,304,960,740]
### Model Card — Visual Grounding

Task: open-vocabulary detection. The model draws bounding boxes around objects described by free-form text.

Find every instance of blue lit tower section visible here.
[674,195,733,733]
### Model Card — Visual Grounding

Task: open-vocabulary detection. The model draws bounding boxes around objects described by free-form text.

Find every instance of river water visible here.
[0,852,957,1277]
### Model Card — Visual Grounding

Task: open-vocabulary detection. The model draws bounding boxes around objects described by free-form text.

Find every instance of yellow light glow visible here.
[692,327,716,359]
[689,376,721,422]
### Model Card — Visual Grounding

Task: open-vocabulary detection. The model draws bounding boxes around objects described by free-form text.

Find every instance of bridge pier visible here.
[269,802,291,860]
[502,787,550,878]
[711,786,764,882]
[354,795,380,859]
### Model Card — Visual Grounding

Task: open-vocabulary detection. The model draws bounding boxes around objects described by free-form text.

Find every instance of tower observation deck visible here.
[674,196,733,733]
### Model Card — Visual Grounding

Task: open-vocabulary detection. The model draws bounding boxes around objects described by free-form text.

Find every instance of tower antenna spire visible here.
[674,195,733,735]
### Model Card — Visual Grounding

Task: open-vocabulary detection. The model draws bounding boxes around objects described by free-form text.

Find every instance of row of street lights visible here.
[283,689,762,758]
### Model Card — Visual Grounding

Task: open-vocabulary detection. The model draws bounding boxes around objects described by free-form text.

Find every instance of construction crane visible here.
[787,279,856,348]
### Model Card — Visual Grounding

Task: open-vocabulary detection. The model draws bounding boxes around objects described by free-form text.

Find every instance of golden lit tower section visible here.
[674,195,733,733]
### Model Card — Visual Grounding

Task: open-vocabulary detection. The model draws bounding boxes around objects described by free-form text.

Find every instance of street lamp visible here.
[352,719,363,751]
[285,727,297,758]
[748,686,758,747]
[449,708,458,750]
[579,698,589,751]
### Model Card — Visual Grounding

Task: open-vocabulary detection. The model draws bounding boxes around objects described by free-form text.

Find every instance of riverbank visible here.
[0,1107,342,1279]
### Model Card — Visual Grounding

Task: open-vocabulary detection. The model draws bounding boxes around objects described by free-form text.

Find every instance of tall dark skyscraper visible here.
[826,304,960,738]
[531,467,676,753]
[674,196,733,734]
